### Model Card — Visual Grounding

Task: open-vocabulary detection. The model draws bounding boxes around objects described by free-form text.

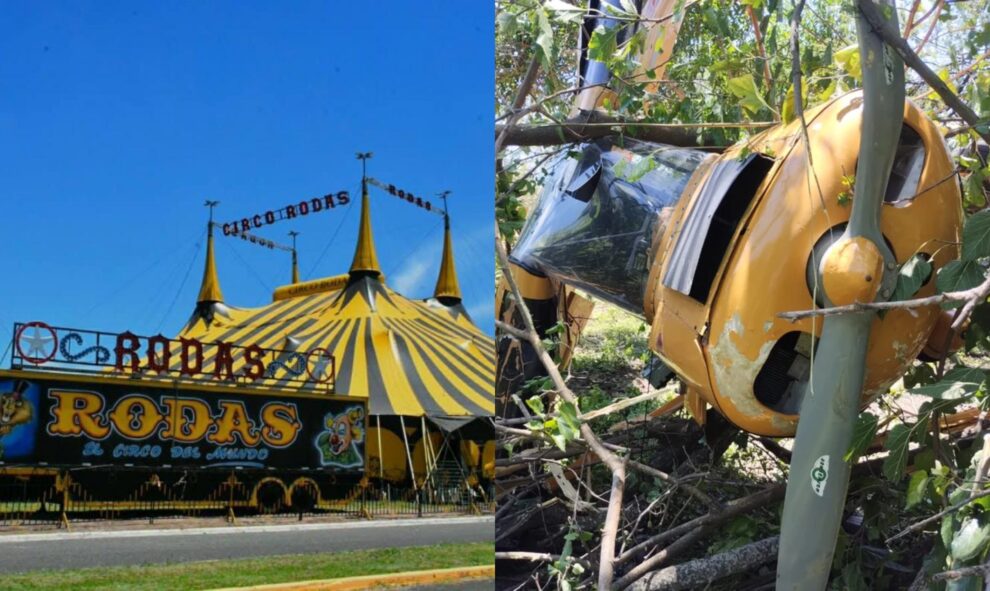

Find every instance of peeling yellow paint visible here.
[710,314,777,419]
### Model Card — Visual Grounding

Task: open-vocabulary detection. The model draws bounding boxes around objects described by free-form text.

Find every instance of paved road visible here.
[0,516,493,572]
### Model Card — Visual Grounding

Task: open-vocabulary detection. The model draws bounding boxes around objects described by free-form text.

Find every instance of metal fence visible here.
[0,468,494,529]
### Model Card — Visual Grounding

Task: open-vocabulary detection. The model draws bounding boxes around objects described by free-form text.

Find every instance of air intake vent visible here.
[664,154,774,302]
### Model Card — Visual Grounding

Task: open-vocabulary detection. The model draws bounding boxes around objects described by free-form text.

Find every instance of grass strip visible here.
[3,541,494,591]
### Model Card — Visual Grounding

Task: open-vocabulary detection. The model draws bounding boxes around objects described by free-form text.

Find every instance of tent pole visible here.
[398,415,416,491]
[422,416,437,484]
[375,414,384,481]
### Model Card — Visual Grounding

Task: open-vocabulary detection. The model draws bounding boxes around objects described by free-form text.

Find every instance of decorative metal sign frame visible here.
[10,322,335,392]
[366,177,446,217]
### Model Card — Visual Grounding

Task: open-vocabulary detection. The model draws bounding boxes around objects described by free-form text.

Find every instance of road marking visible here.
[0,516,494,544]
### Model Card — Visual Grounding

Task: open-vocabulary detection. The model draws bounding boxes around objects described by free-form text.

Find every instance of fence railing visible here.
[0,468,494,529]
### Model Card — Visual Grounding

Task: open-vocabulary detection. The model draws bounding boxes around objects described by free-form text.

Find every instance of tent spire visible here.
[433,191,461,303]
[289,231,300,284]
[349,152,381,277]
[197,201,224,304]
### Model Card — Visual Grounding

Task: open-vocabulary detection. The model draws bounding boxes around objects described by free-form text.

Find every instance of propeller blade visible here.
[776,315,873,588]
[776,1,904,589]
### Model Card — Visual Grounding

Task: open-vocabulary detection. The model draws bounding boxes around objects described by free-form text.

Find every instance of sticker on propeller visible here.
[811,455,830,497]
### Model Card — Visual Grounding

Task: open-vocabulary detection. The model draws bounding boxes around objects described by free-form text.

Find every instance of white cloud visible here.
[390,247,440,295]
[388,221,493,299]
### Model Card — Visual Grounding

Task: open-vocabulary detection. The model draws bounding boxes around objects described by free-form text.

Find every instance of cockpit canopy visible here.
[510,139,706,315]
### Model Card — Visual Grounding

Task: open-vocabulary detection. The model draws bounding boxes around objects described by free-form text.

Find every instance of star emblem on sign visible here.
[16,322,58,365]
[307,348,333,383]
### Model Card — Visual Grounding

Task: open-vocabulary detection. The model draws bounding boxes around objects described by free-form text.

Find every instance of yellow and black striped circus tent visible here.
[169,176,495,488]
[179,183,495,419]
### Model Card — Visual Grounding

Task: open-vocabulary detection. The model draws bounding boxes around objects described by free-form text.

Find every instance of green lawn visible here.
[2,542,494,591]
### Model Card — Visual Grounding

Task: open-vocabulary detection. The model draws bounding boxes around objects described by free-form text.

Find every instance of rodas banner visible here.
[0,372,365,472]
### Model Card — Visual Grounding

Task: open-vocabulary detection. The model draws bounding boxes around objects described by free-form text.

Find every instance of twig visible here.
[496,551,560,562]
[932,560,990,582]
[582,388,671,422]
[495,53,541,155]
[901,0,922,37]
[778,271,990,324]
[911,0,942,55]
[886,488,990,544]
[790,0,809,145]
[627,460,718,511]
[601,460,628,590]
[756,437,792,463]
[747,5,774,114]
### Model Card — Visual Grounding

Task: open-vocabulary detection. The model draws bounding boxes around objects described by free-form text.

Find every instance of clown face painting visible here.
[315,406,365,468]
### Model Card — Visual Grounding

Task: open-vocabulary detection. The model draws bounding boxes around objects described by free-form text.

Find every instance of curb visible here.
[0,515,494,544]
[209,564,495,590]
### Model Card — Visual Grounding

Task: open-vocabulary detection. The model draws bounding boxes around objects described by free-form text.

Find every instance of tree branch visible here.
[612,484,787,590]
[626,536,780,591]
[494,112,767,148]
[778,270,990,327]
[856,0,990,144]
[495,53,541,155]
[496,241,627,590]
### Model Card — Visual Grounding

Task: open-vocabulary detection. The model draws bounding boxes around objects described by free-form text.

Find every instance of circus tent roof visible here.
[178,178,494,418]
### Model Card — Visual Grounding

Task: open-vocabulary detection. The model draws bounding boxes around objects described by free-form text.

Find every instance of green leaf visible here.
[942,514,959,548]
[890,254,932,302]
[548,401,581,452]
[727,74,772,116]
[915,447,936,471]
[927,67,959,102]
[526,396,545,416]
[781,84,795,124]
[950,517,990,561]
[558,401,580,427]
[963,209,990,262]
[906,469,929,509]
[618,0,639,16]
[909,367,986,400]
[833,44,862,80]
[496,11,518,35]
[882,423,912,482]
[817,78,837,102]
[588,27,619,63]
[845,412,879,462]
[543,0,584,23]
[557,401,581,438]
[937,260,985,305]
[535,9,555,67]
[963,168,988,209]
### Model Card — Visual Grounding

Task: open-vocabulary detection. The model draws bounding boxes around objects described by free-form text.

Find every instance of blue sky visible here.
[0,1,494,360]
